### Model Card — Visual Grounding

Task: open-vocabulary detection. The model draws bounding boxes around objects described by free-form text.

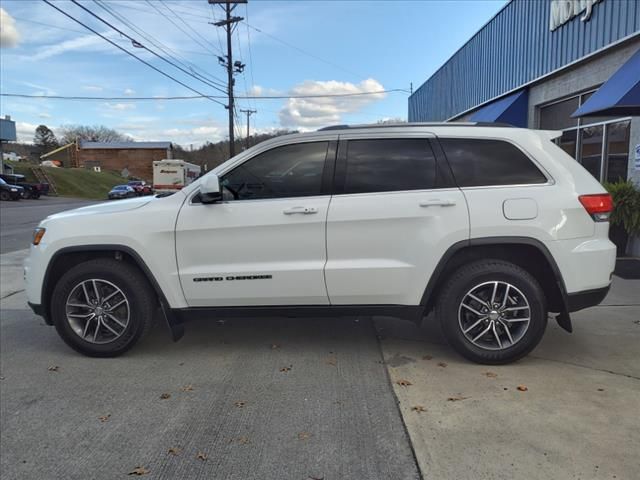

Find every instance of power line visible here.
[210,0,246,158]
[41,0,226,107]
[244,4,258,113]
[1,89,409,100]
[91,0,227,90]
[242,21,366,81]
[70,0,227,95]
[149,0,223,56]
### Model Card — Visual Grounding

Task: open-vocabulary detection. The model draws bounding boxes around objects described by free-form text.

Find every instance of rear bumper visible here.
[567,285,611,312]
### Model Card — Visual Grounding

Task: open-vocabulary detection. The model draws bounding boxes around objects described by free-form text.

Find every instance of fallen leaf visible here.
[308,476,324,480]
[128,466,150,476]
[180,384,194,392]
[280,366,292,372]
[517,385,528,392]
[160,393,171,400]
[447,394,470,402]
[48,365,59,372]
[271,344,280,349]
[396,379,413,387]
[178,362,184,366]
[597,388,605,392]
[411,405,426,413]
[483,372,498,378]
[234,401,246,408]
[231,436,250,445]
[167,447,181,456]
[422,355,433,360]
[196,452,208,461]
[98,414,111,423]
[437,362,447,368]
[325,355,337,366]
[298,432,312,440]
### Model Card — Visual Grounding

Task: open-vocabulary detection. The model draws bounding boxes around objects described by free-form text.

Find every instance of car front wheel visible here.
[50,258,155,357]
[436,259,547,365]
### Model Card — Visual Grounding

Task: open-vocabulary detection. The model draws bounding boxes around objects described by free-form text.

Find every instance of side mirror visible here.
[200,174,222,204]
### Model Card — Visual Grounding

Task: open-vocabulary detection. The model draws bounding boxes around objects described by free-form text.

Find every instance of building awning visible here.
[572,48,640,118]
[469,89,528,127]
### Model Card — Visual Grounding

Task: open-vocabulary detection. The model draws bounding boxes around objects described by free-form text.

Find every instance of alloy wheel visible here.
[458,281,531,351]
[65,279,130,344]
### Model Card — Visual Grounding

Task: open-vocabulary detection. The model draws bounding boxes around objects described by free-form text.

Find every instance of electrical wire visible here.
[41,0,227,107]
[156,0,223,55]
[70,0,227,95]
[2,89,408,101]
[92,0,227,89]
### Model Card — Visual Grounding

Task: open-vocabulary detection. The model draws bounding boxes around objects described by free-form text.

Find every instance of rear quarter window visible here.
[439,138,547,187]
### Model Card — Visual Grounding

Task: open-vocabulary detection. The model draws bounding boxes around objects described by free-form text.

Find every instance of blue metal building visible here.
[409,0,640,187]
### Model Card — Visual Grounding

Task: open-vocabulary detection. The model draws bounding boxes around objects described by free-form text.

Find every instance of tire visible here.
[50,258,156,357]
[436,259,547,365]
[31,192,41,199]
[0,191,9,201]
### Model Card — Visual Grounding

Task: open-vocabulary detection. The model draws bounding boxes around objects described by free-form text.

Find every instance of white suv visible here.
[24,123,616,364]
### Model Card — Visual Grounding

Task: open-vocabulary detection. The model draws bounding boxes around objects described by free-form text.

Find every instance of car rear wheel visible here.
[0,191,10,201]
[436,259,547,365]
[50,258,156,357]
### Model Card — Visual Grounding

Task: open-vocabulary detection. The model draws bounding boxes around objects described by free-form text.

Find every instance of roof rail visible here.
[317,121,514,131]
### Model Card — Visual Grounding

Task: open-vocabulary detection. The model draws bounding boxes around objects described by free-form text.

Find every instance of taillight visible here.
[578,194,613,222]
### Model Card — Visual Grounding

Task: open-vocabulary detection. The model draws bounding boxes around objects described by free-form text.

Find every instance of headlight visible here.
[33,228,46,245]
[11,188,17,192]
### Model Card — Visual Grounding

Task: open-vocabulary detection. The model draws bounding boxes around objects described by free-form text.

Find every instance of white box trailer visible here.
[152,159,201,193]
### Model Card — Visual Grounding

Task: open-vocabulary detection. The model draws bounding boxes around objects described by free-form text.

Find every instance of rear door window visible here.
[342,138,437,194]
[439,138,547,187]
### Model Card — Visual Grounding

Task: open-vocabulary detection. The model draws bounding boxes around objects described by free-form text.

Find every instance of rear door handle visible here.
[283,206,318,215]
[419,199,457,207]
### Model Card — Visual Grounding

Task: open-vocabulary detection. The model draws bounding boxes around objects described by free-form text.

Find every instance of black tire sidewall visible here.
[438,261,547,364]
[51,260,152,357]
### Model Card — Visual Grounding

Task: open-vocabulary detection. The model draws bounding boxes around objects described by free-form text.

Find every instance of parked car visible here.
[0,173,43,199]
[127,180,153,196]
[24,123,616,363]
[107,185,136,200]
[0,177,24,200]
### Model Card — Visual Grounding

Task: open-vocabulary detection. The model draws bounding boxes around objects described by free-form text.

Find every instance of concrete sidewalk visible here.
[0,248,27,300]
[376,276,640,480]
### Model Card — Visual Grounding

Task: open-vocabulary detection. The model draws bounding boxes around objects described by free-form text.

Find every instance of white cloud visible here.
[38,113,52,119]
[0,8,20,48]
[114,116,224,147]
[124,88,136,96]
[248,85,281,97]
[279,78,386,129]
[82,85,104,92]
[29,32,116,61]
[104,102,136,111]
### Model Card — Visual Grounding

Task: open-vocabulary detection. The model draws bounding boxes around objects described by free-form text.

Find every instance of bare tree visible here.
[59,125,132,144]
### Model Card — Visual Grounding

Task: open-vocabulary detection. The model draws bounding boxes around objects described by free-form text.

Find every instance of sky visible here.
[0,0,506,147]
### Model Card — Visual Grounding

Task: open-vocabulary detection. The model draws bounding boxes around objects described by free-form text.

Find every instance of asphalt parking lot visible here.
[0,196,97,254]
[1,199,639,479]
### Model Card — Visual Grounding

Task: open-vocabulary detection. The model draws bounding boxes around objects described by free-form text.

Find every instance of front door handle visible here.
[419,199,456,207]
[283,206,318,215]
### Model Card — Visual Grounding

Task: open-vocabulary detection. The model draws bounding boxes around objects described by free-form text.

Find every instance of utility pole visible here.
[209,0,246,158]
[239,108,256,149]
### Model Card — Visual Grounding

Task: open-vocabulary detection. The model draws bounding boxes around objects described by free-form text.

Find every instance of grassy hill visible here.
[6,162,126,200]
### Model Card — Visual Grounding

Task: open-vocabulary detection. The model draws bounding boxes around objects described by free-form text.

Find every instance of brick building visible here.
[41,141,173,181]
